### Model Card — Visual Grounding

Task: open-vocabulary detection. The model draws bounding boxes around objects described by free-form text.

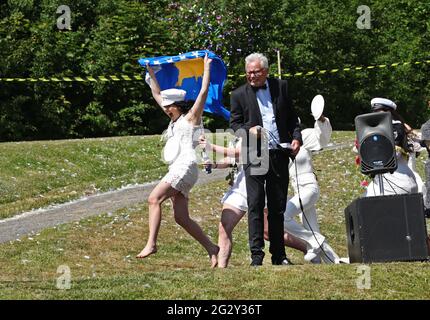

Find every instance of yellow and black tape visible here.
[0,60,429,83]
[228,60,430,79]
[0,75,144,83]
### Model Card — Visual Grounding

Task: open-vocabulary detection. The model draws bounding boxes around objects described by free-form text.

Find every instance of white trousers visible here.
[284,183,325,249]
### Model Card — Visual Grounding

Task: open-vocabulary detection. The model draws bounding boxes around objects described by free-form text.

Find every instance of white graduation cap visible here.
[160,88,186,107]
[371,97,397,111]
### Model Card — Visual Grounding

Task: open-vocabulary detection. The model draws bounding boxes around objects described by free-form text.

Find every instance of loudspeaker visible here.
[355,112,397,176]
[344,193,429,263]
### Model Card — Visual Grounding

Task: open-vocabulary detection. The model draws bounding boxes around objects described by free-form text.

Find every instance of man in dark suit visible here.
[230,53,302,266]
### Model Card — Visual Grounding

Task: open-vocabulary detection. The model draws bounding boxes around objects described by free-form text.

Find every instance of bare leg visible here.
[263,208,270,241]
[427,235,430,256]
[136,182,179,259]
[218,204,246,268]
[264,209,307,253]
[283,232,307,253]
[172,192,219,268]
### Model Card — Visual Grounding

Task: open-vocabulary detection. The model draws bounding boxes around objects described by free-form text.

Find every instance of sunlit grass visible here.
[0,136,166,219]
[0,131,429,299]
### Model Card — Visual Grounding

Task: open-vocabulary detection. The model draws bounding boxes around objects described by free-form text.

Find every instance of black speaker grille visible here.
[360,134,397,174]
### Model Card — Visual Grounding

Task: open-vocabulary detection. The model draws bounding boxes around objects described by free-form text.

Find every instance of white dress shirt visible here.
[255,81,280,149]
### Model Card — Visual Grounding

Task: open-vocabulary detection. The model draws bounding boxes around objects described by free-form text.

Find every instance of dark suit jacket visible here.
[230,78,302,146]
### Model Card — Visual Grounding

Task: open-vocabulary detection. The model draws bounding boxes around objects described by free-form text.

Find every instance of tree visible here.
[0,0,429,141]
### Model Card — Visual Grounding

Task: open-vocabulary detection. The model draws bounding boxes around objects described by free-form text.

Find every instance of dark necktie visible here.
[251,84,267,91]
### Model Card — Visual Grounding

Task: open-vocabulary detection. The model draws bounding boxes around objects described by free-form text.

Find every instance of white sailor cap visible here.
[311,95,325,120]
[371,97,397,111]
[160,89,186,107]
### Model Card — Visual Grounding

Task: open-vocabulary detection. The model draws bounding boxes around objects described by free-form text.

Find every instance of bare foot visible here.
[217,248,229,268]
[209,245,220,268]
[136,245,157,259]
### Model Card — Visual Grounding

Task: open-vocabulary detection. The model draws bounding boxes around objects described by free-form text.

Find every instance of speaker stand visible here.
[377,174,385,195]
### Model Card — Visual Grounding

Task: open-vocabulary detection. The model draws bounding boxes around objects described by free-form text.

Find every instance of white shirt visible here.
[255,81,280,149]
[289,147,317,188]
[302,118,332,151]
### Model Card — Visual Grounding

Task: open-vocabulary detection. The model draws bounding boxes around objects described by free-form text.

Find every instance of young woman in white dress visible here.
[137,55,219,267]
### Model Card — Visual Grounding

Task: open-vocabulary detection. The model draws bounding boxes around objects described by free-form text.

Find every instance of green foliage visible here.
[0,0,429,141]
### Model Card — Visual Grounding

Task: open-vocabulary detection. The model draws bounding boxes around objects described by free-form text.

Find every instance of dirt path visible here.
[0,169,229,243]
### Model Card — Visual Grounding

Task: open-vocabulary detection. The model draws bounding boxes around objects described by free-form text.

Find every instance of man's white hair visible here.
[245,53,269,70]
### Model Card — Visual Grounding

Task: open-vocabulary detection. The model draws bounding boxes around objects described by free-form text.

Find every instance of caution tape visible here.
[228,59,430,79]
[0,60,429,83]
[0,75,144,83]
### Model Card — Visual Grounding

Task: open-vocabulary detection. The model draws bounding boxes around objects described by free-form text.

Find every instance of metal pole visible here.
[277,50,282,79]
[378,174,384,195]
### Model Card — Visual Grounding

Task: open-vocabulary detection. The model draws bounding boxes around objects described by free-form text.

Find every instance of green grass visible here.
[328,130,356,145]
[0,136,167,219]
[0,131,356,220]
[0,131,429,299]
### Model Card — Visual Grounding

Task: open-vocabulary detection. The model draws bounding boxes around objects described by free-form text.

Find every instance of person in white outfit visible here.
[408,151,424,193]
[301,117,333,152]
[284,107,340,264]
[363,98,418,197]
[405,128,425,193]
[199,136,246,268]
[137,55,219,267]
[301,95,333,152]
[200,135,305,267]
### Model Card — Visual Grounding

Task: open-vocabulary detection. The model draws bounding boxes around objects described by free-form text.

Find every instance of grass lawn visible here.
[0,135,167,219]
[0,131,429,300]
[0,131,355,220]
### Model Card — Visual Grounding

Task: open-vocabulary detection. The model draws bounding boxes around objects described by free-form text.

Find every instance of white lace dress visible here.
[161,115,201,198]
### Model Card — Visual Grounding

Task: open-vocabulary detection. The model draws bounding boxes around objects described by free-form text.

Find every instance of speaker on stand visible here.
[355,112,397,195]
[344,112,430,263]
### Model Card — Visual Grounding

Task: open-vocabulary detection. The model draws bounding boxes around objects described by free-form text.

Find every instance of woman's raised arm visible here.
[187,54,211,125]
[146,64,164,109]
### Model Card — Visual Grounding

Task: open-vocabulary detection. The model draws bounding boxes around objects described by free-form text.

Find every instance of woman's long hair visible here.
[174,100,194,114]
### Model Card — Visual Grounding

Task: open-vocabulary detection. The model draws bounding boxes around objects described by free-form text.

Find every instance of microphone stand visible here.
[377,174,385,195]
